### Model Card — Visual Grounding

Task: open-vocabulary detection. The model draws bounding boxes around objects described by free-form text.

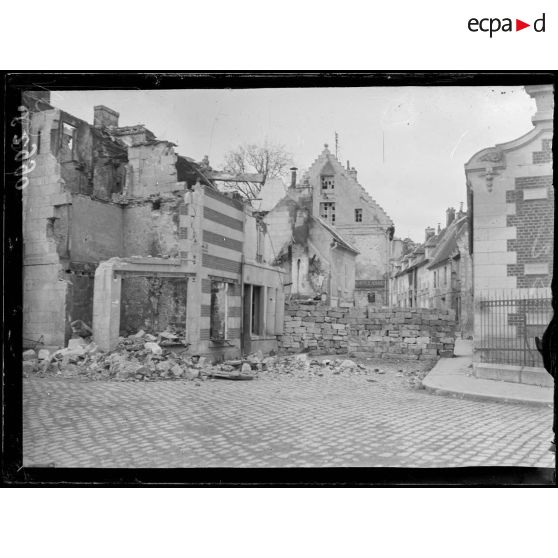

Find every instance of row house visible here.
[389,207,473,335]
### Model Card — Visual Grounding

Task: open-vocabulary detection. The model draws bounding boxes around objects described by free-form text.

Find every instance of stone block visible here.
[23,349,37,361]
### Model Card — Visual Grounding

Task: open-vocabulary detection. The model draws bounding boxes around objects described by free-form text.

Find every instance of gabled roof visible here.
[301,145,394,227]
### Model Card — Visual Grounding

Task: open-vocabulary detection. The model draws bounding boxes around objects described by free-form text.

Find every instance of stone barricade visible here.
[278,303,456,360]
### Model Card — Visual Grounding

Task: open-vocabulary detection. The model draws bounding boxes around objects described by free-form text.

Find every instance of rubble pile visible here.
[22,332,434,389]
[22,330,199,382]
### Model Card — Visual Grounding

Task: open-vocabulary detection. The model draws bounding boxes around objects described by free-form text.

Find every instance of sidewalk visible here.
[422,339,554,407]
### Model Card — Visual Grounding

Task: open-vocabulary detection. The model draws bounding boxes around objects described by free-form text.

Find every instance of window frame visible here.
[321,174,335,191]
[209,280,230,341]
[320,201,336,224]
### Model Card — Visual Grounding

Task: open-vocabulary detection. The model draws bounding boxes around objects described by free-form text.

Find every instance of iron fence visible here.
[477,288,552,367]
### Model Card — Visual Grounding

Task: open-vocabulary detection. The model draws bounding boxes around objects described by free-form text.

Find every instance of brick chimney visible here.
[94,105,119,128]
[290,167,298,188]
[425,227,436,242]
[446,207,456,227]
[348,166,358,181]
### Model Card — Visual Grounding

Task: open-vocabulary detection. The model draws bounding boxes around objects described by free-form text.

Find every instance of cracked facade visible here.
[22,92,284,359]
[263,146,395,306]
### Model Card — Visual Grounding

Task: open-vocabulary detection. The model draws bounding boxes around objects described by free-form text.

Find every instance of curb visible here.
[422,381,553,407]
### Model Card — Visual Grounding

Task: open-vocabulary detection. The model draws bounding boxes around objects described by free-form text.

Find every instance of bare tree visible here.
[222,141,294,200]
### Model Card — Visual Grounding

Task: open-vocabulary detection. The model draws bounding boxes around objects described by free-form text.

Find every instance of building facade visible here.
[23,92,284,360]
[299,145,395,304]
[263,187,359,305]
[389,208,473,336]
[464,84,554,385]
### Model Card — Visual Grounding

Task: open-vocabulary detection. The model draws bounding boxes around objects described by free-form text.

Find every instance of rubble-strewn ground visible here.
[22,353,554,468]
[23,333,435,391]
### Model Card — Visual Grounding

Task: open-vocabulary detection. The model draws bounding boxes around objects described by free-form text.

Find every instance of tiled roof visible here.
[427,216,468,269]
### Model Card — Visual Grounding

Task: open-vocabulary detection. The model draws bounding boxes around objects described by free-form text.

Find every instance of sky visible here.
[50,86,538,242]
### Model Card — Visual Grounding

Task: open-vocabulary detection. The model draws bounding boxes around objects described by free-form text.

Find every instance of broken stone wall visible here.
[122,196,181,258]
[279,302,456,358]
[51,110,127,199]
[70,195,123,262]
[125,142,179,198]
[23,109,71,348]
[23,105,129,348]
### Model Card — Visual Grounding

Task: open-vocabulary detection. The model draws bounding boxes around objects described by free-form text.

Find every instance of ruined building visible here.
[22,92,284,359]
[263,167,359,305]
[298,145,395,305]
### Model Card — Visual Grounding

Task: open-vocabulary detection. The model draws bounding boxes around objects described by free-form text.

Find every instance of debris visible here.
[22,361,36,375]
[70,320,93,339]
[144,342,162,355]
[83,342,98,355]
[136,366,151,378]
[205,372,254,381]
[184,368,200,380]
[68,338,87,350]
[171,364,183,378]
[241,363,252,374]
[339,359,357,370]
[23,349,37,361]
[226,360,242,367]
[37,349,51,361]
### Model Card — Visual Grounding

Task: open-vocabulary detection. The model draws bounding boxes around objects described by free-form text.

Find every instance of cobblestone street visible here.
[22,358,555,469]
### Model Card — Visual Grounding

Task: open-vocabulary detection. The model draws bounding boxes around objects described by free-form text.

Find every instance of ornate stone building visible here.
[465,84,554,386]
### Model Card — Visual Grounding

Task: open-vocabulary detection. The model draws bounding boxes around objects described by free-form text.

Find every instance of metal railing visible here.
[477,288,552,367]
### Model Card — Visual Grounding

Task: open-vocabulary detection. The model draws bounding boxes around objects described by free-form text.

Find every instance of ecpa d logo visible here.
[468,13,546,37]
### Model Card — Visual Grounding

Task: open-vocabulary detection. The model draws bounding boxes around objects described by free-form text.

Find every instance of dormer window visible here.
[321,175,335,190]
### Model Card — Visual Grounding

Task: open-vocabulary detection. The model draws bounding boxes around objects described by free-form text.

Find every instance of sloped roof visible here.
[395,255,430,277]
[265,194,359,255]
[427,216,468,269]
[313,216,360,254]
